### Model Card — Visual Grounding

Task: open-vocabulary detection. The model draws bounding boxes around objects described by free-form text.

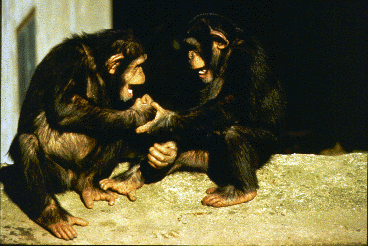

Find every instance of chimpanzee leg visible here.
[100,163,145,201]
[99,157,175,201]
[100,149,208,201]
[141,149,209,182]
[9,134,88,240]
[202,125,276,207]
[72,141,134,208]
[98,134,157,201]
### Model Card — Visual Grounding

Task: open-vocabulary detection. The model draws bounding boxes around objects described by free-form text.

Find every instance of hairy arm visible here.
[136,95,238,140]
[47,77,153,136]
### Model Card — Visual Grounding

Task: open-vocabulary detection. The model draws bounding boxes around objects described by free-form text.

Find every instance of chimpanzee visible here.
[100,14,286,208]
[6,29,177,240]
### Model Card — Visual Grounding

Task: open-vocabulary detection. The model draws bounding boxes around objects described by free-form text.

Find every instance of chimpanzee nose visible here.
[188,51,205,69]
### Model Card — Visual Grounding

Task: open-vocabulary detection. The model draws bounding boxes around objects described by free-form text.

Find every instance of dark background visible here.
[112,0,368,154]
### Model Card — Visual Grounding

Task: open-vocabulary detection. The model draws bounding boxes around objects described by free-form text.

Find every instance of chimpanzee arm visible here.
[138,87,282,142]
[47,80,153,136]
[138,95,241,141]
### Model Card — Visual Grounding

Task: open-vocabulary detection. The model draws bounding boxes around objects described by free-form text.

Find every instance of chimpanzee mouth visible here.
[128,85,133,95]
[193,67,213,83]
[196,67,209,78]
[198,69,207,75]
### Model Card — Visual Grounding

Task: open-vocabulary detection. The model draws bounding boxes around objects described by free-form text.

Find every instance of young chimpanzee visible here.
[100,14,286,208]
[6,29,176,240]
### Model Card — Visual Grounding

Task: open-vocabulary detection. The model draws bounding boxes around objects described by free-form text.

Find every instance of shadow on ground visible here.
[1,153,367,245]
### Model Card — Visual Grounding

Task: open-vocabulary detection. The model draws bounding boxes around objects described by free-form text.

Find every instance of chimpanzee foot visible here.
[36,199,88,240]
[202,186,257,207]
[100,167,144,201]
[45,215,89,240]
[80,187,117,209]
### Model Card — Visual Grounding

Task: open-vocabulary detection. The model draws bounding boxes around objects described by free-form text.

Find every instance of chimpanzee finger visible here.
[141,94,153,104]
[152,143,175,156]
[109,191,118,199]
[64,226,77,240]
[108,197,115,206]
[51,227,62,239]
[149,146,166,161]
[162,141,178,150]
[70,217,89,227]
[107,191,117,206]
[127,190,137,201]
[148,154,168,169]
[150,102,165,113]
[134,98,142,105]
[57,225,74,240]
[136,121,153,134]
[148,160,156,168]
[98,191,116,205]
[127,54,147,69]
[57,228,69,240]
[152,143,177,163]
[151,143,168,156]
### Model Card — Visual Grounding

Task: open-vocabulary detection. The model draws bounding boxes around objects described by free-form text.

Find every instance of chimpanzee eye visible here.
[212,36,227,46]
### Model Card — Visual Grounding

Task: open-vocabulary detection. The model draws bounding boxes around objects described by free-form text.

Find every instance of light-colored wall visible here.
[1,0,112,163]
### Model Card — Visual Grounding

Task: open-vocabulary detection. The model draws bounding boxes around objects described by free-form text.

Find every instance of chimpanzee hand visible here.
[136,101,174,134]
[148,141,178,169]
[131,94,155,126]
[132,94,154,110]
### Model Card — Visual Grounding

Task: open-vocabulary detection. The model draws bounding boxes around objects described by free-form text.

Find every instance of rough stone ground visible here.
[1,153,367,245]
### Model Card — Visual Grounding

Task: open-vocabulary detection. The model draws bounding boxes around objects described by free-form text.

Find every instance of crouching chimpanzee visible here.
[6,29,176,240]
[100,14,286,208]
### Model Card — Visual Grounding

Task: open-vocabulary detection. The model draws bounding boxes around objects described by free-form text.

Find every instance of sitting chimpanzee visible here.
[6,29,176,240]
[100,13,286,207]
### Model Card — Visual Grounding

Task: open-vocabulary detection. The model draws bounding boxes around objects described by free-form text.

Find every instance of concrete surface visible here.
[0,153,367,245]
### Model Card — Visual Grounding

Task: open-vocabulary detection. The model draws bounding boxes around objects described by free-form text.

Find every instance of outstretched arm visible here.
[51,92,154,137]
[136,96,236,138]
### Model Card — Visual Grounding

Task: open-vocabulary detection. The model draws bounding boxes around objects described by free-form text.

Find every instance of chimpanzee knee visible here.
[9,134,57,213]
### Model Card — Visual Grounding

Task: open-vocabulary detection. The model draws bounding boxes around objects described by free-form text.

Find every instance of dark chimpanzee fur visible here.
[5,29,155,240]
[102,13,286,208]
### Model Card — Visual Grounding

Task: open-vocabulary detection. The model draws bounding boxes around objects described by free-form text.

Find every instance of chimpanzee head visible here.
[104,31,147,102]
[183,13,241,84]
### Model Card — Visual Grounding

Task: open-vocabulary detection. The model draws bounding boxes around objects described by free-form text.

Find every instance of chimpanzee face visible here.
[184,37,214,84]
[119,54,147,102]
[184,28,229,84]
[108,54,147,102]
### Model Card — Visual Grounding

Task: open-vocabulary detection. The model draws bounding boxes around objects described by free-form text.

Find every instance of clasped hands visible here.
[135,94,177,169]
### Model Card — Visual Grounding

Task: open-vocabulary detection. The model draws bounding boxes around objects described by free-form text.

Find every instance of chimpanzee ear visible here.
[107,53,125,74]
[210,29,229,49]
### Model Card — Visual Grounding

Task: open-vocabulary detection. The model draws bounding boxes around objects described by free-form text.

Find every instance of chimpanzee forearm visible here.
[49,94,151,136]
[149,97,236,140]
